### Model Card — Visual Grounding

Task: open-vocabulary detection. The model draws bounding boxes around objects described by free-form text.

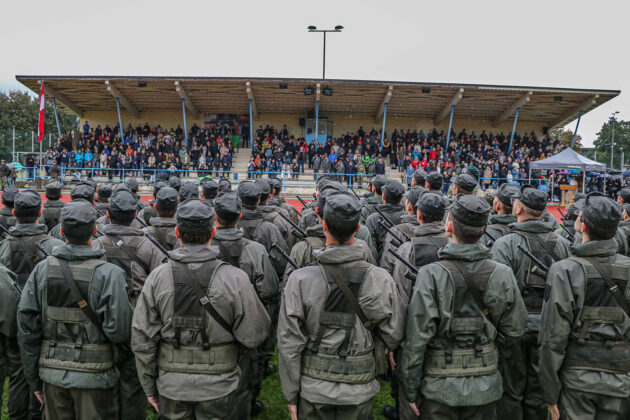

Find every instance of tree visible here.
[593,117,630,170]
[0,90,78,161]
[550,126,583,151]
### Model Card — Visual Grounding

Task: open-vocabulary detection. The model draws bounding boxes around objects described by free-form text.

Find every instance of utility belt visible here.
[424,342,499,378]
[302,349,376,384]
[39,340,114,373]
[157,342,239,374]
[564,339,630,374]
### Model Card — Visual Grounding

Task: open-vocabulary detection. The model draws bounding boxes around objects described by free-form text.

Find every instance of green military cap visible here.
[383,180,405,201]
[317,181,346,211]
[582,192,621,228]
[45,181,62,198]
[496,183,519,207]
[214,191,242,220]
[324,192,362,225]
[218,178,232,193]
[448,194,490,227]
[179,183,199,201]
[84,178,97,190]
[177,198,212,232]
[417,192,446,219]
[405,186,427,209]
[573,197,586,211]
[316,175,335,189]
[269,177,282,194]
[371,175,387,190]
[454,173,478,193]
[14,189,41,210]
[97,184,113,199]
[426,171,444,189]
[466,165,480,180]
[202,180,219,197]
[238,182,261,206]
[61,199,97,237]
[125,178,139,193]
[1,186,18,206]
[113,183,131,193]
[618,189,630,203]
[154,181,168,195]
[109,189,137,213]
[168,176,181,191]
[413,169,427,185]
[70,183,95,202]
[573,192,586,202]
[254,178,271,197]
[155,186,178,210]
[514,184,547,211]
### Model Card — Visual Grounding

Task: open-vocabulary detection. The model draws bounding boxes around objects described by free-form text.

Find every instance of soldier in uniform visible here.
[178,183,199,202]
[278,193,404,419]
[617,188,630,206]
[131,199,270,419]
[17,200,133,419]
[137,181,168,226]
[0,262,22,419]
[400,194,526,419]
[539,193,630,420]
[451,173,478,196]
[142,187,179,251]
[255,178,297,249]
[571,197,628,255]
[366,179,406,258]
[96,184,146,230]
[618,203,630,246]
[360,174,386,222]
[168,176,181,192]
[268,177,299,225]
[490,184,571,420]
[237,182,290,278]
[92,188,165,419]
[126,178,149,211]
[410,169,427,187]
[212,191,280,417]
[556,202,579,242]
[201,179,219,209]
[95,184,112,214]
[39,181,64,232]
[0,186,18,231]
[48,183,103,241]
[218,178,232,195]
[480,183,518,248]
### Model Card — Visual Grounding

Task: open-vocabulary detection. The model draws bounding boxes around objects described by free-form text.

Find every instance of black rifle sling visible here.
[178,261,233,333]
[588,259,630,317]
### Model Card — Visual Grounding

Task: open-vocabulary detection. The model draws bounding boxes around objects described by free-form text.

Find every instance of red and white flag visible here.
[38,82,45,142]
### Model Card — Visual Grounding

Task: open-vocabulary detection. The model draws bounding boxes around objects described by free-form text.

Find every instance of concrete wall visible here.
[82,110,545,139]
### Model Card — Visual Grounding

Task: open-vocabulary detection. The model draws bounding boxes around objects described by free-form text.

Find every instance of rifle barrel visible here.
[388,248,419,275]
[271,242,300,270]
[377,219,404,247]
[278,212,307,239]
[516,244,549,273]
[145,233,170,258]
[559,224,575,242]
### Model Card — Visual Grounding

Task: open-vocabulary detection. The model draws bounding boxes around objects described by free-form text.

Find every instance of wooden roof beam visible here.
[375,85,393,123]
[493,91,532,127]
[39,81,84,117]
[174,81,200,119]
[548,94,600,128]
[434,88,464,125]
[104,80,140,118]
[246,82,258,118]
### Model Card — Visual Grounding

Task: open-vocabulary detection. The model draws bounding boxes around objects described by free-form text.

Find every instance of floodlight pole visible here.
[445,105,455,152]
[380,102,388,150]
[508,107,520,155]
[315,100,320,145]
[249,99,254,156]
[611,111,619,169]
[570,109,582,149]
[308,26,343,80]
[115,97,124,141]
[182,98,188,147]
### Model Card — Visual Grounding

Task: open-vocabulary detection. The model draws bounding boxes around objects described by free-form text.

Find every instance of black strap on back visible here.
[178,261,233,333]
[105,234,151,274]
[588,259,630,316]
[57,259,105,333]
[318,263,373,329]
[439,260,490,317]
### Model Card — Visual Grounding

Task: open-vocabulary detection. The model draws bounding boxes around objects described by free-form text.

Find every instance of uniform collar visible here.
[488,214,516,225]
[317,244,366,264]
[401,214,419,225]
[510,219,554,234]
[410,222,445,237]
[570,239,618,258]
[44,200,64,208]
[306,224,325,238]
[148,217,177,228]
[10,223,48,237]
[438,242,489,262]
[168,244,218,262]
[102,223,145,236]
[212,227,244,240]
[53,244,106,260]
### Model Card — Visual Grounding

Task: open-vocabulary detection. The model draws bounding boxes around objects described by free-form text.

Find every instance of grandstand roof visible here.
[15,75,620,128]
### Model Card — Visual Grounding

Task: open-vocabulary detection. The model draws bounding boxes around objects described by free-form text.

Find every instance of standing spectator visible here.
[375,157,386,175]
[82,120,90,135]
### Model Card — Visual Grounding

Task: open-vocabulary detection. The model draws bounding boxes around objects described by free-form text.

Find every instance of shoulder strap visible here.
[579,257,630,317]
[438,259,493,317]
[177,261,233,333]
[515,230,557,257]
[105,234,151,274]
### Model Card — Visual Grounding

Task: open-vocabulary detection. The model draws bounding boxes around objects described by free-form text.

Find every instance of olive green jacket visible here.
[239,208,290,277]
[0,264,21,370]
[17,245,132,391]
[131,245,270,401]
[480,214,516,248]
[379,214,421,272]
[400,243,526,406]
[278,245,404,406]
[572,227,628,256]
[539,239,630,404]
[0,223,65,268]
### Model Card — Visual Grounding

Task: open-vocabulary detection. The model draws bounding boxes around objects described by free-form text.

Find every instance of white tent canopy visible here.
[529,147,605,172]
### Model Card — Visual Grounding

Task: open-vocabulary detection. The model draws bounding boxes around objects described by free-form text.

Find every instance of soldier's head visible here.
[153,181,168,199]
[425,171,443,191]
[238,182,261,210]
[168,176,181,192]
[618,189,630,206]
[372,175,387,196]
[322,192,361,245]
[13,189,42,224]
[125,178,139,194]
[155,187,178,218]
[254,179,272,205]
[446,194,490,244]
[416,192,445,225]
[97,184,112,203]
[382,180,404,205]
[60,200,98,245]
[179,183,199,202]
[578,192,621,242]
[70,183,95,204]
[511,185,547,221]
[107,189,137,226]
[214,191,242,228]
[452,174,477,196]
[1,186,18,209]
[494,183,518,215]
[175,199,214,245]
[218,178,232,195]
[316,181,346,220]
[45,181,62,201]
[202,180,219,200]
[270,178,283,196]
[411,169,427,187]
[404,186,426,215]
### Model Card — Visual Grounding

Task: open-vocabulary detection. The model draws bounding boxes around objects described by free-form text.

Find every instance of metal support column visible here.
[508,107,520,155]
[182,98,188,147]
[380,102,388,150]
[115,97,123,140]
[445,105,455,151]
[315,100,320,146]
[52,97,62,138]
[249,99,254,156]
[621,148,625,171]
[570,110,583,149]
[32,131,34,152]
[12,127,15,162]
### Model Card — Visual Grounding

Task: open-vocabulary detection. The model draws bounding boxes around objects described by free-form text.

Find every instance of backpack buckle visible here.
[444,349,453,364]
[338,349,349,358]
[474,345,483,356]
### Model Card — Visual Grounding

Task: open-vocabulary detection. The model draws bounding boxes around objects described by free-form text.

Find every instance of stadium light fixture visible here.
[307,25,344,79]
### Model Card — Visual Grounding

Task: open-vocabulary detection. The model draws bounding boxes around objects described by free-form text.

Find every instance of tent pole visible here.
[582,171,585,193]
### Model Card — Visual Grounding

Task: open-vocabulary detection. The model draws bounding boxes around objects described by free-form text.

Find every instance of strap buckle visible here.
[474,345,483,356]
[199,296,210,305]
[116,240,124,247]
[338,349,349,358]
[445,349,453,364]
[202,342,210,351]
[78,300,88,308]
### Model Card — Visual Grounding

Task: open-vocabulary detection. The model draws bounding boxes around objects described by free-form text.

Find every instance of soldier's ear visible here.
[12,209,16,217]
[174,226,181,239]
[38,208,42,218]
[92,226,98,235]
[106,211,111,220]
[210,226,216,240]
[355,224,360,233]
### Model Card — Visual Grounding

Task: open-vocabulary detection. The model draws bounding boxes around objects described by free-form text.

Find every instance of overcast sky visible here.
[2,0,628,147]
